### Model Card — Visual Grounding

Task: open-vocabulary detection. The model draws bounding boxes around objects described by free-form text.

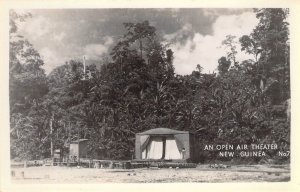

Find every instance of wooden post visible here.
[50,112,54,161]
[77,128,80,165]
[140,39,143,59]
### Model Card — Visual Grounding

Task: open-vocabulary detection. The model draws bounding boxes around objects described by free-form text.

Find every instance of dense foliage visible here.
[10,9,290,163]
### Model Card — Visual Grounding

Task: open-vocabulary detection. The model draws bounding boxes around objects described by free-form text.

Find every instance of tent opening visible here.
[142,136,182,160]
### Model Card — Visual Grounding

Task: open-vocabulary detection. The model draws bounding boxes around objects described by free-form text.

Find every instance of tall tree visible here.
[217,56,231,76]
[221,35,238,67]
[239,8,289,104]
[10,10,49,160]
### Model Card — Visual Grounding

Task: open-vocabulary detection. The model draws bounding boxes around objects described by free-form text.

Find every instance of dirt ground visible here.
[11,164,290,183]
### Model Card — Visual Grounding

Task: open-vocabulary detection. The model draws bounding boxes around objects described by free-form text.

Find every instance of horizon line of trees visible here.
[10,8,290,163]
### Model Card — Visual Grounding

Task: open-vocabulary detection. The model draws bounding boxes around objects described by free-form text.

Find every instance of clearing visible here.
[11,164,290,183]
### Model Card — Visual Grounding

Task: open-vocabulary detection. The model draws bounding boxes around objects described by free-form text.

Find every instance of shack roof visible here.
[137,128,190,135]
[70,139,89,144]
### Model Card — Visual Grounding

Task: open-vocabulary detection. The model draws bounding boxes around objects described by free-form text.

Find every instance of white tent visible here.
[142,136,181,160]
[135,128,199,162]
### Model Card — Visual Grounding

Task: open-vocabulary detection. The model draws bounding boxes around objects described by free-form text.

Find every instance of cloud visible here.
[19,15,52,38]
[164,23,194,45]
[53,32,66,42]
[39,47,62,73]
[169,11,258,75]
[203,8,252,17]
[15,9,258,75]
[213,12,258,38]
[83,36,113,60]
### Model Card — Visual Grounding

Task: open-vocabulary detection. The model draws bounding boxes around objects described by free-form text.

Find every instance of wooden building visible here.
[69,139,89,161]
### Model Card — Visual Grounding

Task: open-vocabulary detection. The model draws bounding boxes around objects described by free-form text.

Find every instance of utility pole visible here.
[50,112,54,160]
[139,39,143,59]
[77,125,80,165]
[83,56,86,80]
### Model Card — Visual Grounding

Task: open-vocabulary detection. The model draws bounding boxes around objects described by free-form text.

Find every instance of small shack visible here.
[69,139,89,161]
[135,128,199,162]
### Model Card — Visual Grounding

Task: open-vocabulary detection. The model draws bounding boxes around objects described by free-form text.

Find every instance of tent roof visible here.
[137,128,189,135]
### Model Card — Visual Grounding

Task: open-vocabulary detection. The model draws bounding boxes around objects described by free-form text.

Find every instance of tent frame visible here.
[135,128,199,162]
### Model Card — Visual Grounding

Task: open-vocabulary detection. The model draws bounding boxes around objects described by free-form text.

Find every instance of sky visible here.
[15,8,259,75]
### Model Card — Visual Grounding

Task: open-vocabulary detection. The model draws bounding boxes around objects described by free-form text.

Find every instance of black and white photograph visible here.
[1,1,299,190]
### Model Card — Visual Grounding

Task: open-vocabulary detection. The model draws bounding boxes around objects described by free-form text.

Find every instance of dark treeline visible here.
[10,9,290,163]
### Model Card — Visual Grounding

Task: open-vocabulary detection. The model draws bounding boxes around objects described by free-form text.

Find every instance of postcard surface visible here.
[1,0,300,192]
